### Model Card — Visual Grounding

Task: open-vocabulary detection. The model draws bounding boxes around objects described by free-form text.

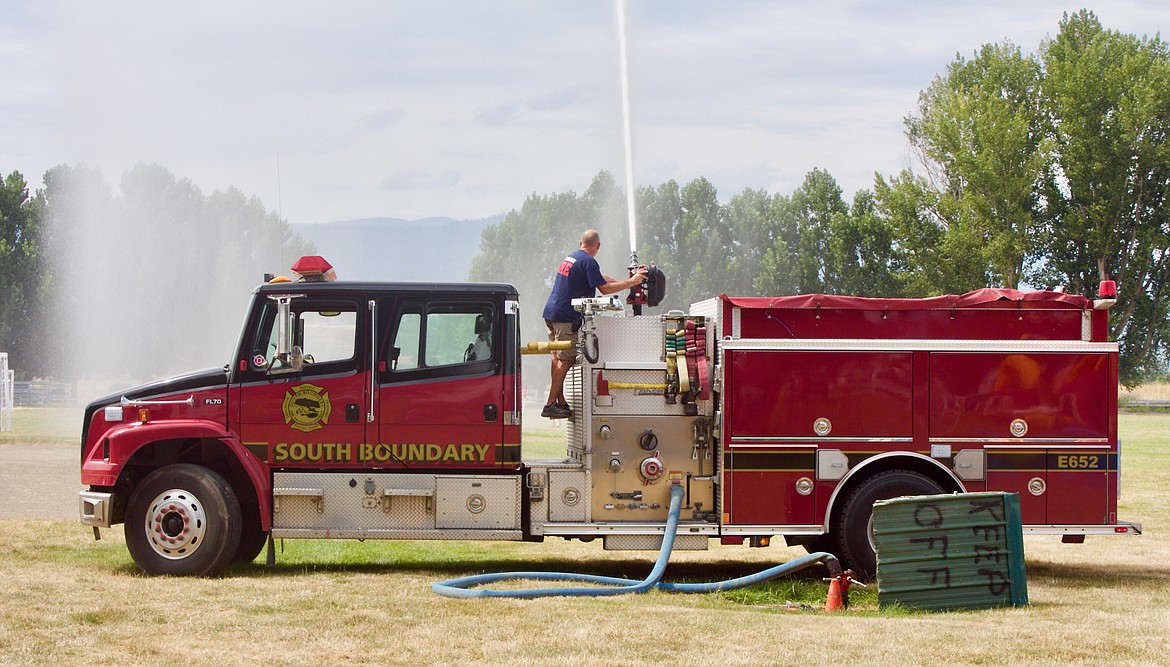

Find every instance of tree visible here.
[38,164,115,379]
[757,169,899,297]
[674,177,731,306]
[886,11,1170,383]
[826,189,900,297]
[904,41,1049,289]
[636,176,762,308]
[1039,10,1170,383]
[633,179,684,306]
[721,187,776,296]
[874,170,991,295]
[0,170,46,376]
[789,168,849,293]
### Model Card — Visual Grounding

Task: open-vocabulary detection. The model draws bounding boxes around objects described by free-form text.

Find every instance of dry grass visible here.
[1,415,1167,666]
[1120,380,1170,401]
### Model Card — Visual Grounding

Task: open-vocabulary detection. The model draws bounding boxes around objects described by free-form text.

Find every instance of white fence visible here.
[0,353,12,432]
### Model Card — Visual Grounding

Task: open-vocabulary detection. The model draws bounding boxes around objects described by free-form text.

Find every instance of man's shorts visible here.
[545,320,577,362]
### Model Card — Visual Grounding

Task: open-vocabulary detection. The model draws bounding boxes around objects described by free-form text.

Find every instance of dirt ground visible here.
[0,443,83,520]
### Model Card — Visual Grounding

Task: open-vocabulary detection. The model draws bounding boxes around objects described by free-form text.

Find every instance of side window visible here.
[385,300,495,379]
[392,311,421,371]
[426,310,491,366]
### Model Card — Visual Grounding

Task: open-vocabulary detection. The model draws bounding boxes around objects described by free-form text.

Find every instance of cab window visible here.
[384,300,495,379]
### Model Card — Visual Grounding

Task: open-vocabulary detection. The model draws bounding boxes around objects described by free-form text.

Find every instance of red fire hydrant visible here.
[825,570,864,611]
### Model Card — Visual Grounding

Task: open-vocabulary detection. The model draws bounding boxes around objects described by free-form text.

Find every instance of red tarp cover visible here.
[719,288,1091,311]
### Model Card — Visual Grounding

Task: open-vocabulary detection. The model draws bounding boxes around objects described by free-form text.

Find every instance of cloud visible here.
[360,108,406,132]
[528,89,585,112]
[6,0,1170,224]
[475,102,522,127]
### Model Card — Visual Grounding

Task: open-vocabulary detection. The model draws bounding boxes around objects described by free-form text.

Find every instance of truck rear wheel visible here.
[833,470,943,580]
[125,464,242,576]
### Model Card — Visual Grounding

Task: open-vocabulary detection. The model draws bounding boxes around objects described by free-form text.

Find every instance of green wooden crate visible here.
[874,491,1028,611]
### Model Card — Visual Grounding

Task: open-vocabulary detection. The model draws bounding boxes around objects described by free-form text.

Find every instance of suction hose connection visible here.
[432,484,844,604]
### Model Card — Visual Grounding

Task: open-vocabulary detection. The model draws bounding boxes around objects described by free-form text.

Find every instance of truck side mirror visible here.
[288,345,305,372]
[267,294,305,375]
[267,345,304,375]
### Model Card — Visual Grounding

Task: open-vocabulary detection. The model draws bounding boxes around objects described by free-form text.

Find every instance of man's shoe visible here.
[541,403,571,419]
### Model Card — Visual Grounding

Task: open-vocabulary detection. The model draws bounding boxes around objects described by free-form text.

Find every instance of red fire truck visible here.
[78,257,1140,577]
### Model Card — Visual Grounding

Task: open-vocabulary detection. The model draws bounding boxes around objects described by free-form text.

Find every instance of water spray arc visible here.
[615,0,666,315]
[617,0,637,258]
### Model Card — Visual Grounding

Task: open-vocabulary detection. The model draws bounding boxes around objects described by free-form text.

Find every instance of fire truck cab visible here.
[78,264,1139,577]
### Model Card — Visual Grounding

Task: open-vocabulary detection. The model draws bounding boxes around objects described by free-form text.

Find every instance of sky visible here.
[3,1,1169,226]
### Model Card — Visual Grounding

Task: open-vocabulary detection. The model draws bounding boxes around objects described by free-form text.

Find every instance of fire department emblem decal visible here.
[282,383,332,433]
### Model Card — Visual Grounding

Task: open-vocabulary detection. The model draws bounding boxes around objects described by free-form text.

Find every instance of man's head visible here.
[580,229,601,256]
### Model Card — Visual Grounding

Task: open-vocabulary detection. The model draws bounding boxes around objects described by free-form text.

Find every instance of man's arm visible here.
[596,268,648,295]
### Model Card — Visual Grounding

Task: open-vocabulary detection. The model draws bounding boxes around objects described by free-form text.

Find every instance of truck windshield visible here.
[251,298,358,371]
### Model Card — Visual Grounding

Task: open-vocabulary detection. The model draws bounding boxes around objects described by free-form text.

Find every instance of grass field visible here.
[0,412,1167,666]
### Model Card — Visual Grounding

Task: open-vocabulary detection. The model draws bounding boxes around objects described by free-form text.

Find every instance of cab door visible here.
[234,294,368,468]
[374,295,511,470]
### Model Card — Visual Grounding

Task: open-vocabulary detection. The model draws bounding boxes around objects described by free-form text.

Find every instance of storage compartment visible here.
[435,475,520,529]
[548,470,588,522]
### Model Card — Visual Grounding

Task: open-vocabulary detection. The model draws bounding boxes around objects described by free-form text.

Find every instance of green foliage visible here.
[757,168,901,297]
[636,176,760,308]
[905,41,1048,289]
[894,10,1170,384]
[0,170,47,377]
[873,171,991,295]
[1038,10,1170,384]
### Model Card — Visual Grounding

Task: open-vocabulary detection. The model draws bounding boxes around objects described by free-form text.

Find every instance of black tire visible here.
[125,463,242,576]
[229,476,266,565]
[833,470,944,580]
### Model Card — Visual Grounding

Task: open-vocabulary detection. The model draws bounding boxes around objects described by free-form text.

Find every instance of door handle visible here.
[483,404,498,422]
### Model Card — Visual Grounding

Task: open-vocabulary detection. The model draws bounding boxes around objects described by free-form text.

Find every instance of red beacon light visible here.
[291,256,337,282]
[1098,280,1117,299]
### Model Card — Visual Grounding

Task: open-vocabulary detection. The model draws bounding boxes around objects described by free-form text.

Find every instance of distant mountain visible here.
[291,215,503,282]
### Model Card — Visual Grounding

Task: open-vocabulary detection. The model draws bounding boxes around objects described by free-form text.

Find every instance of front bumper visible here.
[79,491,113,528]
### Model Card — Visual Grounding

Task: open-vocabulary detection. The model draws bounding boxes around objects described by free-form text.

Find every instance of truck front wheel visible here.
[834,470,944,580]
[125,464,242,576]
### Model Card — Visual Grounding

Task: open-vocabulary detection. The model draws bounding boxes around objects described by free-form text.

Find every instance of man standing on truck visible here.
[541,229,647,418]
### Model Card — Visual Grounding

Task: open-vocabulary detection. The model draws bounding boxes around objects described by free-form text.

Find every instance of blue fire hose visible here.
[432,484,841,599]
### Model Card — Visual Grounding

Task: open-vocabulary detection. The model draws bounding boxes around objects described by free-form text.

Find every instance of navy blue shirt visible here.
[542,248,607,324]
